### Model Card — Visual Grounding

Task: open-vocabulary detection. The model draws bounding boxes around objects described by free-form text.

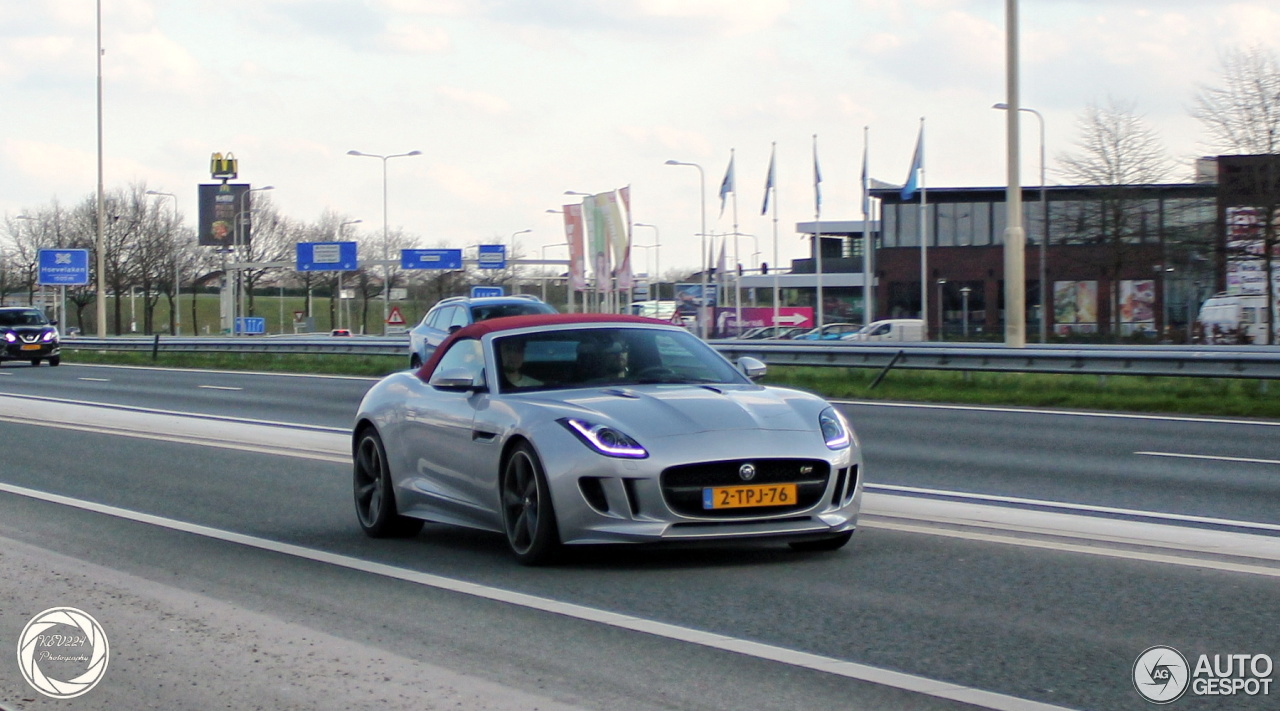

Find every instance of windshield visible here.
[0,309,49,327]
[470,302,556,322]
[494,326,747,393]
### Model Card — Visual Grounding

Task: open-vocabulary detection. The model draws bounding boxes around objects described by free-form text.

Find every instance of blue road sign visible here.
[477,244,506,270]
[37,249,91,286]
[296,242,358,271]
[471,286,504,298]
[401,249,463,270]
[235,317,266,335]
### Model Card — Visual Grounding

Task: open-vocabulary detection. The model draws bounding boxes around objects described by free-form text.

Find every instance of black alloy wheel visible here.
[353,429,423,538]
[501,442,561,565]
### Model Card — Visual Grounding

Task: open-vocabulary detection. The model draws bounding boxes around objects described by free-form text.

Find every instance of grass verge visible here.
[59,348,1279,419]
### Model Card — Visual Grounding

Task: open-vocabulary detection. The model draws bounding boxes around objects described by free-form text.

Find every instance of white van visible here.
[1195,292,1277,344]
[842,318,926,342]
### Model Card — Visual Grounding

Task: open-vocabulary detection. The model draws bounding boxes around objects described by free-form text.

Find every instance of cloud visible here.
[617,125,714,158]
[485,0,794,38]
[435,85,510,114]
[378,24,452,54]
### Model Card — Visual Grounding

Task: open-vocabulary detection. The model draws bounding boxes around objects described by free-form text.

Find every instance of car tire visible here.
[353,429,424,538]
[788,531,853,552]
[30,358,40,366]
[49,356,60,367]
[500,442,561,566]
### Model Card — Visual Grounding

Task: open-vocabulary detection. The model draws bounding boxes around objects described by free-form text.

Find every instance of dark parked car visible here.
[0,307,60,366]
[407,295,556,368]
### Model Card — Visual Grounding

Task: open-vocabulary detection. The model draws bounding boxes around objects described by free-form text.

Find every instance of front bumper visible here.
[541,428,863,546]
[1,341,59,361]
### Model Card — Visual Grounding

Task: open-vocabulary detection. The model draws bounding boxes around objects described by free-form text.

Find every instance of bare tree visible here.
[1058,98,1174,339]
[1192,46,1280,344]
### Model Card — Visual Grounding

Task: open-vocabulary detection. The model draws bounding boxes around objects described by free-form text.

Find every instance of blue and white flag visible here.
[719,152,735,217]
[901,123,924,200]
[812,135,822,214]
[761,144,776,216]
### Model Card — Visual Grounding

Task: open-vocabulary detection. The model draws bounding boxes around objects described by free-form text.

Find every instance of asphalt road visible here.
[1,362,1278,710]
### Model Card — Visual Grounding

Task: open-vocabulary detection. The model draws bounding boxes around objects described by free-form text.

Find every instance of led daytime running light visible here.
[561,418,648,459]
[820,408,851,450]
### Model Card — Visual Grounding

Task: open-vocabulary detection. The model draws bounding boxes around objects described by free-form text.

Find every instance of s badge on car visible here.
[739,463,756,481]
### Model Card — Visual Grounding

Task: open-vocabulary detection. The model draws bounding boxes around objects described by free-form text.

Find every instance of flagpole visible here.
[731,149,742,336]
[814,134,824,330]
[917,118,928,336]
[862,126,874,327]
[767,142,780,335]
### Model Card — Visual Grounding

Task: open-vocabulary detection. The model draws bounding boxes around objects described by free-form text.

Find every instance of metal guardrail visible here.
[62,335,1280,379]
[64,335,410,357]
[712,340,1280,380]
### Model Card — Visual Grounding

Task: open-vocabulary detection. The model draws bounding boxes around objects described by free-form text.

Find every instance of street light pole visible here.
[347,149,422,334]
[993,102,1047,343]
[235,185,274,335]
[664,160,707,338]
[510,228,531,295]
[960,286,972,338]
[936,278,948,341]
[338,219,362,332]
[146,190,179,334]
[632,223,660,308]
[540,242,569,305]
[95,0,106,337]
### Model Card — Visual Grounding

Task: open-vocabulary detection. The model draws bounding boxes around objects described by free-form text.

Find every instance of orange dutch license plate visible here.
[20,344,41,351]
[703,483,797,509]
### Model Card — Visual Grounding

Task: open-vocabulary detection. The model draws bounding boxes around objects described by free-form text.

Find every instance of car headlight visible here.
[819,407,852,450]
[41,331,57,342]
[559,418,648,459]
[2,332,15,343]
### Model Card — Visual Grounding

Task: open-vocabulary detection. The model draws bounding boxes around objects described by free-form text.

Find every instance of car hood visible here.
[526,384,821,438]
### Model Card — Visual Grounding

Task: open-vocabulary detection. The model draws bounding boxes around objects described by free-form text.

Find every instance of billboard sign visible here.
[198,183,251,247]
[401,249,462,270]
[296,242,358,272]
[477,244,506,270]
[37,249,91,286]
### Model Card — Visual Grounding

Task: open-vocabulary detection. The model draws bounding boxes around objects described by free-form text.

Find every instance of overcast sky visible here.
[2,1,1277,276]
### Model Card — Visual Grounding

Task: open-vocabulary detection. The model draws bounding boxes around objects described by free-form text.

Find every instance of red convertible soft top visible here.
[416,312,670,380]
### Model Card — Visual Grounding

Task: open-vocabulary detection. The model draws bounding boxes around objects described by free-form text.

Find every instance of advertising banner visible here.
[583,194,610,293]
[562,204,586,292]
[609,187,632,290]
[198,183,250,247]
[1053,280,1098,334]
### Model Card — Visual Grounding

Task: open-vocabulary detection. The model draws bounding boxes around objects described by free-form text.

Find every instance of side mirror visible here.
[447,324,463,334]
[430,366,484,391]
[737,356,767,381]
[49,319,59,326]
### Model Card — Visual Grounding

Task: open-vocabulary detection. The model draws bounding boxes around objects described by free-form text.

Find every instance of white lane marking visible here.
[1136,451,1280,466]
[198,385,244,391]
[77,377,110,382]
[834,398,1280,427]
[862,493,1280,569]
[0,481,1077,711]
[64,361,380,381]
[0,372,12,376]
[863,519,1280,579]
[866,484,1280,535]
[0,392,345,432]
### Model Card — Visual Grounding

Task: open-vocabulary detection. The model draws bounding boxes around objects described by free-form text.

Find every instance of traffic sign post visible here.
[385,305,408,334]
[401,249,463,270]
[37,250,91,286]
[296,242,359,272]
[477,244,506,270]
[235,316,266,335]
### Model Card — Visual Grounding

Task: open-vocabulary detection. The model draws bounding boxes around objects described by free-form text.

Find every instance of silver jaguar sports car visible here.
[352,313,863,564]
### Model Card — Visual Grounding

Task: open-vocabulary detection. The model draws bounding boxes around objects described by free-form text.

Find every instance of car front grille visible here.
[660,458,830,518]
